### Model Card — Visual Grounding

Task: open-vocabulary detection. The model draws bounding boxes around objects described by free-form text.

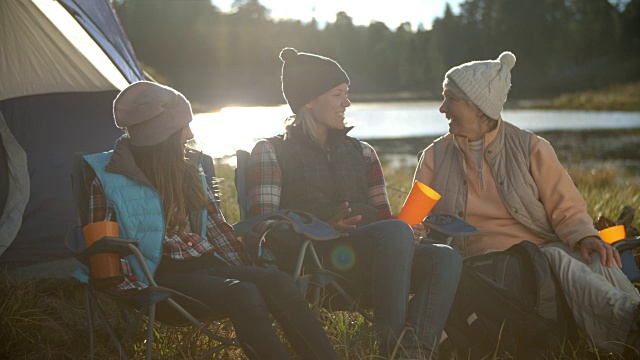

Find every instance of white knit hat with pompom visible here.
[445,51,516,120]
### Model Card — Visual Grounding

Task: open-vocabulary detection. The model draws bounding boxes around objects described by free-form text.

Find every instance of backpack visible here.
[440,240,578,360]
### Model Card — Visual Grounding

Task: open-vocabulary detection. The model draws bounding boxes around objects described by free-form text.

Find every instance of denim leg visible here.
[402,243,462,359]
[212,266,338,360]
[317,219,415,357]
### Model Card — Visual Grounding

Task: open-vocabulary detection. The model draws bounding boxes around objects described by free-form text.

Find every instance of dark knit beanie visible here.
[280,47,350,114]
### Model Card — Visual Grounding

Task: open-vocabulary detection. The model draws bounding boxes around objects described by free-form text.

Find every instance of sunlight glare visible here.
[190,105,291,165]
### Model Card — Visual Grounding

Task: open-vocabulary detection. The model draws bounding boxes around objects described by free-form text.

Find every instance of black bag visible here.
[441,240,578,360]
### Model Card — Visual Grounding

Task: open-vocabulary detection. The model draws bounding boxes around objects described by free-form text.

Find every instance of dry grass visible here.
[543,82,640,111]
[1,161,638,359]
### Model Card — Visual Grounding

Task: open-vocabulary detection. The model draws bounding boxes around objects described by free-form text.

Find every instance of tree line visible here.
[114,0,640,110]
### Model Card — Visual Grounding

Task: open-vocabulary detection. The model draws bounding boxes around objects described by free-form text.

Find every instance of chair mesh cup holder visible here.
[83,221,123,288]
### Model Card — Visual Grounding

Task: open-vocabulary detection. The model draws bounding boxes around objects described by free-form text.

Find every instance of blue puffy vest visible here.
[74,151,207,286]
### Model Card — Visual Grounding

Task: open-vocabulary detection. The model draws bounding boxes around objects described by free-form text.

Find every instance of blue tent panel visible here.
[0,91,123,265]
[59,0,145,84]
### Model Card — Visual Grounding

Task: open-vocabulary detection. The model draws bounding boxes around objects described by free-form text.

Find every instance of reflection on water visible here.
[190,101,640,162]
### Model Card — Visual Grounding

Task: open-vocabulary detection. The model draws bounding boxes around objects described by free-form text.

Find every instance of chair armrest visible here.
[422,214,479,237]
[84,236,139,257]
[612,236,640,252]
[232,209,340,240]
[66,226,139,267]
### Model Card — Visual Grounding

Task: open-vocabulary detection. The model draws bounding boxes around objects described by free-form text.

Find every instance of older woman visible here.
[412,51,640,354]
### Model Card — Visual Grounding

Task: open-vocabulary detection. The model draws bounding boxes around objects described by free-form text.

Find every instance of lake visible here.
[190,101,640,165]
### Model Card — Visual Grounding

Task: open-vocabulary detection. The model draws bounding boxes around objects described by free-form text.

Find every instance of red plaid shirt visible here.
[90,177,251,291]
[247,138,392,226]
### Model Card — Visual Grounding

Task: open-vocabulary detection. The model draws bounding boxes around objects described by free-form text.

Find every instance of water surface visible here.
[190,101,640,161]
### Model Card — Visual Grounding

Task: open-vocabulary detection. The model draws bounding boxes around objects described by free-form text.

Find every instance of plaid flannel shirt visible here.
[89,177,251,292]
[247,138,392,229]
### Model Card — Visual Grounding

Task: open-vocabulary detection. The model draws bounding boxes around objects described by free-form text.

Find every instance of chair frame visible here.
[612,236,640,288]
[68,151,239,360]
[234,149,373,321]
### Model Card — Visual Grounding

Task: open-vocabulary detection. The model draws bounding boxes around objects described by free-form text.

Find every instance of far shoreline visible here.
[193,81,640,114]
[365,127,640,174]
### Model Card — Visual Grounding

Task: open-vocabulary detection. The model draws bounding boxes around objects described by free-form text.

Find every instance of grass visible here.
[1,161,639,359]
[539,81,640,112]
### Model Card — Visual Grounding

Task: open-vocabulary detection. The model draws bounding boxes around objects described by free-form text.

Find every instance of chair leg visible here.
[293,240,312,281]
[88,290,129,360]
[82,286,95,360]
[305,243,375,323]
[145,304,156,360]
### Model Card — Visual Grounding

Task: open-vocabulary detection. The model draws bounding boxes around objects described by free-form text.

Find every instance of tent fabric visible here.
[58,0,145,84]
[0,0,140,102]
[0,112,30,257]
[0,91,124,266]
[0,0,144,270]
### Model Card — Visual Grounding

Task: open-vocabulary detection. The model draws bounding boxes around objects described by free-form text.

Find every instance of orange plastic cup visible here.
[599,225,626,244]
[83,221,121,286]
[397,181,442,225]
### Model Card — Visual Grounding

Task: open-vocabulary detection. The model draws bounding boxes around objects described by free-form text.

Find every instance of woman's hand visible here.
[327,202,362,237]
[412,223,426,244]
[578,236,622,268]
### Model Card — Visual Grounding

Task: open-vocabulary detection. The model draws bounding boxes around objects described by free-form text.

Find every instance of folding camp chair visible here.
[234,149,373,318]
[66,151,239,360]
[612,236,640,288]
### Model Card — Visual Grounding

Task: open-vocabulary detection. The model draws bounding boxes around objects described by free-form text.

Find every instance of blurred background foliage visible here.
[113,0,640,110]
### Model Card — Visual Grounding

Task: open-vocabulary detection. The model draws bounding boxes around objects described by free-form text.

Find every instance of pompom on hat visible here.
[280,47,350,114]
[113,81,193,146]
[445,51,517,120]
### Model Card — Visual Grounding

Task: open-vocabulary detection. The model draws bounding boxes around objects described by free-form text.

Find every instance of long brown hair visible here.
[130,130,207,235]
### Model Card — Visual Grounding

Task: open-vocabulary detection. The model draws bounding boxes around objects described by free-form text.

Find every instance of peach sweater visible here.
[414,119,599,257]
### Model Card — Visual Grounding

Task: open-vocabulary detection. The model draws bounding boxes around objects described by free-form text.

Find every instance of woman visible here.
[412,51,640,355]
[83,81,337,360]
[248,48,462,359]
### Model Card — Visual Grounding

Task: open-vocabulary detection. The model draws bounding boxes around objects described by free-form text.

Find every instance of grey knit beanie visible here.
[113,81,193,146]
[280,47,350,114]
[445,51,516,120]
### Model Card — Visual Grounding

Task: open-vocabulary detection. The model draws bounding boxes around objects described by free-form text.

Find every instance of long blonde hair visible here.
[285,107,320,144]
[130,130,207,234]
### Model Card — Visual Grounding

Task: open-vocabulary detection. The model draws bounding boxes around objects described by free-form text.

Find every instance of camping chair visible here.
[612,236,640,288]
[234,149,373,319]
[234,149,481,334]
[66,151,239,360]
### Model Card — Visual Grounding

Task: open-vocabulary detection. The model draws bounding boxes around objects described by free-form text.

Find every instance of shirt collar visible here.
[454,117,502,151]
[286,125,354,149]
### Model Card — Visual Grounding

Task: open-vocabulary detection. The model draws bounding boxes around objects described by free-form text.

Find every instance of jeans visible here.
[403,243,462,359]
[156,264,337,360]
[315,219,462,358]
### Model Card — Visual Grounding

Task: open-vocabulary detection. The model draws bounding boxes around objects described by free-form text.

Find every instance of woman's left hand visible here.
[578,236,622,268]
[411,223,426,244]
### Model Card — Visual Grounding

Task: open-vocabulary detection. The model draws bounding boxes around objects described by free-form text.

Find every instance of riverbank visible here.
[365,127,640,176]
[531,82,640,112]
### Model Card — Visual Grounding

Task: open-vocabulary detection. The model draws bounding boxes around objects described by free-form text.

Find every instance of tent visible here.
[0,0,145,276]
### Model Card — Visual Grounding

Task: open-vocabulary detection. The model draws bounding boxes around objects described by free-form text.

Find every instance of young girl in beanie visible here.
[247,48,462,359]
[81,81,337,360]
[412,52,640,355]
